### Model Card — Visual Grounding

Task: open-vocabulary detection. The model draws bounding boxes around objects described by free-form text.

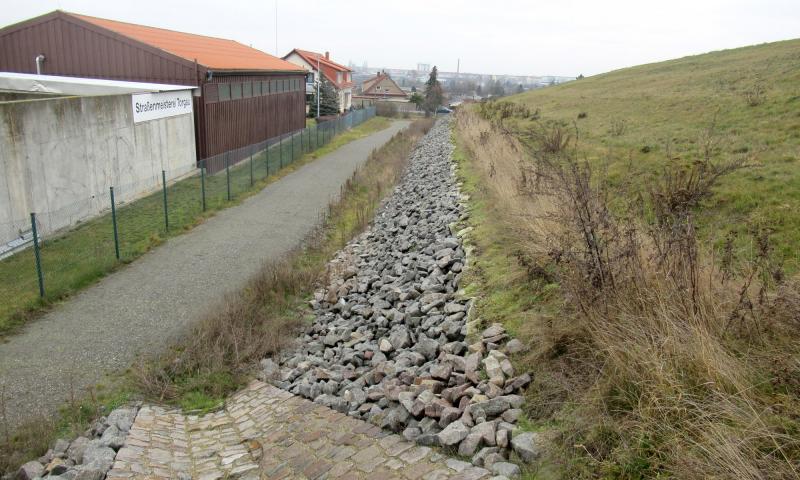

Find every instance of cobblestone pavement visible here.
[108,381,493,480]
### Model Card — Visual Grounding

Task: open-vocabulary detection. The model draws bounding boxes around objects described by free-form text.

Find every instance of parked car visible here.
[436,107,453,114]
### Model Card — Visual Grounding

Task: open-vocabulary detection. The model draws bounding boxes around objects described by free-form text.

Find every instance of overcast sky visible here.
[1,0,798,77]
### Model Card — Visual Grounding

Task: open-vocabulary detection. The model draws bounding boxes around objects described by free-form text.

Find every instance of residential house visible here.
[356,72,409,103]
[282,49,353,113]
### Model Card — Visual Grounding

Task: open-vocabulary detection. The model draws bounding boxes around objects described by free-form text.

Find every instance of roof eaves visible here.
[211,67,306,75]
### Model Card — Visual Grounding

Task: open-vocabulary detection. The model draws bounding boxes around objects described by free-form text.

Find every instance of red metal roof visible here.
[285,49,353,89]
[71,13,303,72]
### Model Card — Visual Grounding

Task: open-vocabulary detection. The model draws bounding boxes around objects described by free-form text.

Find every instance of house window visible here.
[270,79,279,93]
[218,83,231,101]
[231,82,242,100]
[242,81,253,98]
[261,81,269,95]
[337,72,342,83]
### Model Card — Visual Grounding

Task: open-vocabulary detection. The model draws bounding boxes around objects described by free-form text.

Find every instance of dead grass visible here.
[454,107,800,479]
[133,118,434,411]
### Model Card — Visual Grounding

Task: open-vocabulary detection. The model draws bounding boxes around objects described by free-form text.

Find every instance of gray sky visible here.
[1,0,798,77]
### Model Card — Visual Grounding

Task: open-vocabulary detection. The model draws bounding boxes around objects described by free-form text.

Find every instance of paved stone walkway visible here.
[108,381,492,480]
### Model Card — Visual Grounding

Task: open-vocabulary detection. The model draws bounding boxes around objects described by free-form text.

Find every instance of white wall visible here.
[0,93,196,247]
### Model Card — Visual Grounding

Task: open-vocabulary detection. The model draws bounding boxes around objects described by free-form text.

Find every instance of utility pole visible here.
[316,55,321,119]
[274,0,278,56]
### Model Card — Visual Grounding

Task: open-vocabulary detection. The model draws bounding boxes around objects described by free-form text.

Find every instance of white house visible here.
[282,49,353,113]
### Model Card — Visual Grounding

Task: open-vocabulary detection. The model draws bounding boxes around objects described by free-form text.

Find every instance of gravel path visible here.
[0,120,410,430]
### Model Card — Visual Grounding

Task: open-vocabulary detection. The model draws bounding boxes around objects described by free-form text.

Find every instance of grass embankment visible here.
[0,116,390,337]
[0,117,428,474]
[455,38,800,479]
[504,38,800,270]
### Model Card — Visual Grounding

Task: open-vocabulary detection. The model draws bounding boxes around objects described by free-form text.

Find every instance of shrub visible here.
[744,83,766,106]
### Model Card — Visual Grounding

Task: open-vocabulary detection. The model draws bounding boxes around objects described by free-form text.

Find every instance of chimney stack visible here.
[325,51,330,60]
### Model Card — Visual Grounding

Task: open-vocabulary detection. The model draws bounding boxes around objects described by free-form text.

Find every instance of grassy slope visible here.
[458,39,800,479]
[0,117,391,336]
[508,39,800,268]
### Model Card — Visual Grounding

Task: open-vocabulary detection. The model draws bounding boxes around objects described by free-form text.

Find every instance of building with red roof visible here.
[283,49,353,113]
[357,71,409,102]
[0,11,307,161]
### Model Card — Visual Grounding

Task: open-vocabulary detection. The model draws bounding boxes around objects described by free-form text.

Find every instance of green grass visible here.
[502,38,800,271]
[0,116,391,337]
[452,127,562,480]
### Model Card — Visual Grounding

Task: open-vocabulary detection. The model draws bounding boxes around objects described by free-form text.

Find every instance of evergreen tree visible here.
[423,66,444,114]
[409,92,424,110]
[309,76,340,117]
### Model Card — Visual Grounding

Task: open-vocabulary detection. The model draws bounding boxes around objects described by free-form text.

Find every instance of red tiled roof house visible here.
[357,72,409,102]
[283,49,353,113]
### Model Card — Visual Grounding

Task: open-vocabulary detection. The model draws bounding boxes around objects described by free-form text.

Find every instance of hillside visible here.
[455,39,800,479]
[508,39,800,268]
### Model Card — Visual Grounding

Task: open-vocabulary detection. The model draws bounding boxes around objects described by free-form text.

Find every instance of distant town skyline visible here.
[1,0,798,77]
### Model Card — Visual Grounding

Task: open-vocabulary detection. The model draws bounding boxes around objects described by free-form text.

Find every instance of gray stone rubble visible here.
[11,406,138,480]
[266,118,537,473]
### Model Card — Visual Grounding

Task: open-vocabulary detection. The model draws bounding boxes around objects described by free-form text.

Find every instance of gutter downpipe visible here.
[35,54,45,75]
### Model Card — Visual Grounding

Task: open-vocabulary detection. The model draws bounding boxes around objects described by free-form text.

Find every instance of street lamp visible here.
[316,56,321,119]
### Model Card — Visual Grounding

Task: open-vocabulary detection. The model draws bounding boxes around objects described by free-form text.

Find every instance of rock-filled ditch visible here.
[264,118,542,477]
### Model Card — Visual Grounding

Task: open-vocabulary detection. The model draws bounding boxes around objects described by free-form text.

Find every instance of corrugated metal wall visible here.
[0,13,198,84]
[202,74,306,157]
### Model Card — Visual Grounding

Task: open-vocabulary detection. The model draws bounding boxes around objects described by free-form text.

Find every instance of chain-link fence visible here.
[0,107,376,328]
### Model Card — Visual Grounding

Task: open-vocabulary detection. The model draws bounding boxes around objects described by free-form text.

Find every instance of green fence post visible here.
[110,186,120,260]
[280,135,284,169]
[249,152,254,187]
[200,163,207,212]
[291,132,295,162]
[266,143,271,176]
[161,170,169,231]
[30,212,44,298]
[225,157,231,201]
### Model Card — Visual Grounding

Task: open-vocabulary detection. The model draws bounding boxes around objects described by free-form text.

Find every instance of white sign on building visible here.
[131,90,193,123]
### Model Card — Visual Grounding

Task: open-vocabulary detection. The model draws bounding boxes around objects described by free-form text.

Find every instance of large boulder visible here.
[16,461,44,480]
[437,420,469,446]
[106,407,136,433]
[66,436,90,464]
[511,431,545,463]
[82,440,116,472]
